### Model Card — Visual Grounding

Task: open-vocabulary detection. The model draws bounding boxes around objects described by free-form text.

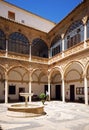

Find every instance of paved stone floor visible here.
[0,101,89,130]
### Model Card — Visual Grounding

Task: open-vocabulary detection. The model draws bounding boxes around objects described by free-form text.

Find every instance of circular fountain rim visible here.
[7,102,46,118]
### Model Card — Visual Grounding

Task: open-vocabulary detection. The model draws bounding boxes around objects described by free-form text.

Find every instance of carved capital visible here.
[82,16,88,25]
[61,33,65,39]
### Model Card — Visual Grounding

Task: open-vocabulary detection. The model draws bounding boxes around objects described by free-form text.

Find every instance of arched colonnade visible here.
[0,60,89,105]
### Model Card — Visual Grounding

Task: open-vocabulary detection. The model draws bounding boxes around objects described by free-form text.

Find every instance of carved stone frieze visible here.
[79,57,89,67]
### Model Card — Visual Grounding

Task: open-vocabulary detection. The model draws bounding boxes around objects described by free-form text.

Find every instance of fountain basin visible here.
[7,103,45,117]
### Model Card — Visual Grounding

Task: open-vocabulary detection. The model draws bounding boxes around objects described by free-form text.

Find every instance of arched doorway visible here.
[50,68,62,100]
[31,69,48,100]
[64,61,84,103]
[8,66,29,102]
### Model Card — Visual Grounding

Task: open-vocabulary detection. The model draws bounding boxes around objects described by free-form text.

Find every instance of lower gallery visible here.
[0,0,89,105]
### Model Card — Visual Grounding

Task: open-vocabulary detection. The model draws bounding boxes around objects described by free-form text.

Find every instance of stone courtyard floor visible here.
[0,101,89,130]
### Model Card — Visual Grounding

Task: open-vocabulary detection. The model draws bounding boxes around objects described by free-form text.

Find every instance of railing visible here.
[0,50,6,57]
[64,41,84,57]
[31,56,48,64]
[86,39,89,46]
[0,50,48,64]
[8,52,29,61]
[49,41,85,64]
[0,40,89,65]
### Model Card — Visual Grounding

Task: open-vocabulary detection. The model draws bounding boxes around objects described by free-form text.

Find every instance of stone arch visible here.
[8,65,29,83]
[32,38,48,58]
[31,68,48,83]
[6,65,30,102]
[8,32,30,55]
[84,61,89,77]
[64,60,84,76]
[64,60,84,102]
[49,66,63,80]
[8,65,29,74]
[64,20,84,50]
[31,68,48,96]
[49,66,63,100]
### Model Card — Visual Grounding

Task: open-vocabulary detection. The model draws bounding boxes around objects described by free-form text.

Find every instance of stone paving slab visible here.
[0,101,89,130]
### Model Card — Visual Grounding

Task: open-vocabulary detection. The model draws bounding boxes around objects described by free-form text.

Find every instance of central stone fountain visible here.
[7,93,45,117]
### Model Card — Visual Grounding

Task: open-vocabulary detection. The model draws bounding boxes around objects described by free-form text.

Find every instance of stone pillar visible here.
[48,48,51,58]
[62,75,65,103]
[84,75,88,105]
[29,44,31,61]
[29,73,32,102]
[5,38,8,57]
[5,72,8,103]
[61,34,65,58]
[48,76,51,101]
[82,16,88,48]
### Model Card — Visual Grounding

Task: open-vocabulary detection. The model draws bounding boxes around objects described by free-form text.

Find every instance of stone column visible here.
[5,72,8,104]
[29,44,31,61]
[5,38,8,57]
[62,75,65,103]
[61,34,65,58]
[29,72,32,102]
[48,48,51,58]
[82,16,88,48]
[48,76,51,101]
[84,75,88,105]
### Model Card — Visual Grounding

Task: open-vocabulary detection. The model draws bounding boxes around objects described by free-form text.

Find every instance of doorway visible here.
[19,88,25,102]
[55,85,61,100]
[70,85,75,102]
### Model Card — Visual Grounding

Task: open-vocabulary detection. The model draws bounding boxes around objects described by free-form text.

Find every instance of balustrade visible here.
[0,40,89,65]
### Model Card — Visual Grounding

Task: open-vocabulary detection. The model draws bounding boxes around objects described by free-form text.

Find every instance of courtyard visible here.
[0,101,89,130]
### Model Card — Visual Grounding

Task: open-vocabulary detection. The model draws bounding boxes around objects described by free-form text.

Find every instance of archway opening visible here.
[64,62,84,103]
[32,38,48,58]
[50,69,62,100]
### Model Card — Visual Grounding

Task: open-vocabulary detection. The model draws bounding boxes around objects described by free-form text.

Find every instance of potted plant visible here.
[39,93,46,105]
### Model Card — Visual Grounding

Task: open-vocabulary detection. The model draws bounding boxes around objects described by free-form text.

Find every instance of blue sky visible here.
[5,0,83,23]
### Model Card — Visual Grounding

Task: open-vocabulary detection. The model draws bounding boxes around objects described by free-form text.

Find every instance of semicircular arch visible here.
[64,60,84,77]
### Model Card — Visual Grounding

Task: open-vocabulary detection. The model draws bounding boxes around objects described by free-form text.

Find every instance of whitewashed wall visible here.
[0,1,55,32]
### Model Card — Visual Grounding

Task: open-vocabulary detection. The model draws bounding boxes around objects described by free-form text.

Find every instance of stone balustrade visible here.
[0,40,89,65]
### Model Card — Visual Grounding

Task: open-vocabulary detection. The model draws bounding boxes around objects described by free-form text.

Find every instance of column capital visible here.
[61,33,65,39]
[82,16,88,25]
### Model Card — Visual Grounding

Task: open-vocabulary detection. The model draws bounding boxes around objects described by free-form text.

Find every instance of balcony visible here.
[0,50,48,64]
[0,40,89,65]
[49,40,89,64]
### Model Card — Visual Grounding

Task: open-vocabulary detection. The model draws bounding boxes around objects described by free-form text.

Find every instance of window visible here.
[21,20,25,23]
[76,87,84,95]
[8,11,15,20]
[0,29,6,50]
[87,20,89,38]
[9,85,16,94]
[8,32,29,54]
[51,35,62,56]
[65,20,84,50]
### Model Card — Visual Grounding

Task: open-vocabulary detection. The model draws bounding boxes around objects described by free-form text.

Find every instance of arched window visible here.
[8,32,29,54]
[32,38,48,58]
[50,35,62,57]
[64,20,84,50]
[87,19,89,39]
[0,29,6,50]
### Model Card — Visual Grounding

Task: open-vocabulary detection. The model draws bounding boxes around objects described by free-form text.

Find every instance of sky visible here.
[5,0,83,23]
